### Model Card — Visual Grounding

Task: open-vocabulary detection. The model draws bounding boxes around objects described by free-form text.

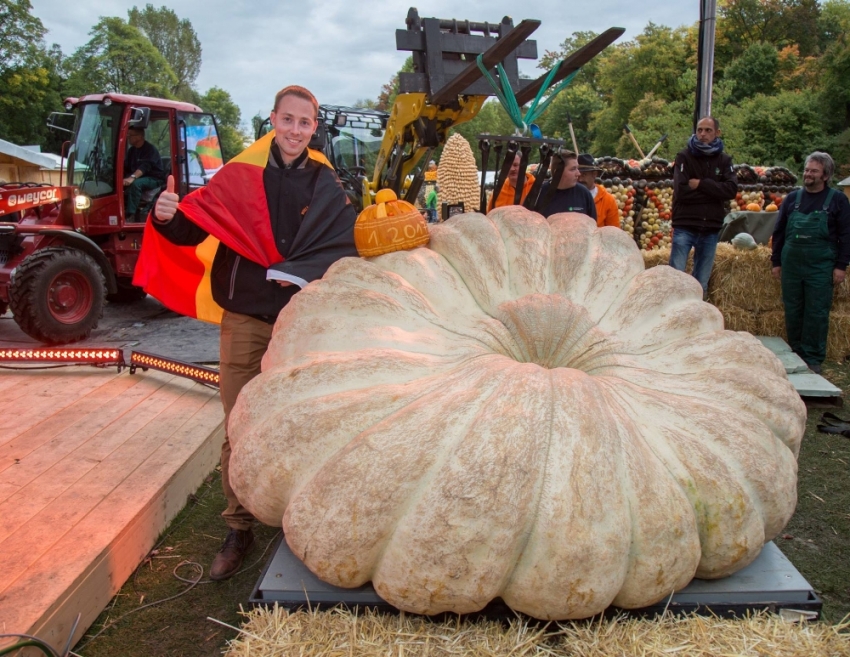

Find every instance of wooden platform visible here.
[0,366,223,653]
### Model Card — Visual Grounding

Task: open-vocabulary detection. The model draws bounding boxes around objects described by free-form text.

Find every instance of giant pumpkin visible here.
[228,207,805,621]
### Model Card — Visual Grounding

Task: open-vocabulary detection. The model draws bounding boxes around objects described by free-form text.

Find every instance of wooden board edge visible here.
[23,422,225,652]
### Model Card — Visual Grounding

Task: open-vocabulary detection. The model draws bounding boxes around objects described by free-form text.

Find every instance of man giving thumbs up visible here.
[148,85,358,580]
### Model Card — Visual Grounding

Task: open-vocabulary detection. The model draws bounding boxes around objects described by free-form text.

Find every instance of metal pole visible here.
[698,0,718,120]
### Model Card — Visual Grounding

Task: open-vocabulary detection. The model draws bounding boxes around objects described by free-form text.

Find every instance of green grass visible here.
[777,360,850,623]
[71,470,279,657]
[70,361,850,656]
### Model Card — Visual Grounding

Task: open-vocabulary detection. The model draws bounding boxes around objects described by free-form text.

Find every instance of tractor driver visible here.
[123,127,166,217]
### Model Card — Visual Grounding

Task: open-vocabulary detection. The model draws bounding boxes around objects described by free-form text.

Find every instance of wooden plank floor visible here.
[0,366,224,653]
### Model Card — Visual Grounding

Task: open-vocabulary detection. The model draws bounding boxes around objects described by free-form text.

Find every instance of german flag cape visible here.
[133,132,356,323]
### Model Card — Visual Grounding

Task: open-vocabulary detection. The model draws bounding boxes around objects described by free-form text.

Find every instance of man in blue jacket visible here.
[771,151,850,374]
[669,117,738,297]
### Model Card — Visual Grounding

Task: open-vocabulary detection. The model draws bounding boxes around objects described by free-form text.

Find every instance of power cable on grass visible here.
[71,531,280,655]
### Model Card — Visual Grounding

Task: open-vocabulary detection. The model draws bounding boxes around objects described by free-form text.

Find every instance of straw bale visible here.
[828,310,850,361]
[714,304,759,334]
[224,605,850,657]
[750,309,850,362]
[641,246,673,270]
[756,310,788,341]
[707,244,783,313]
[834,276,850,311]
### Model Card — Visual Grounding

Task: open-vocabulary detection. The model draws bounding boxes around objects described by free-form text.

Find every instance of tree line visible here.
[0,0,247,160]
[371,0,850,176]
[4,0,849,176]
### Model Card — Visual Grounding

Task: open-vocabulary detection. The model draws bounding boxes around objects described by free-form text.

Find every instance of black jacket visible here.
[125,140,166,182]
[538,182,597,220]
[671,147,737,231]
[153,151,356,321]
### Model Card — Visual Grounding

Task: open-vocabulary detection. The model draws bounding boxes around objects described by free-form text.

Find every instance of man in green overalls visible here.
[771,152,850,374]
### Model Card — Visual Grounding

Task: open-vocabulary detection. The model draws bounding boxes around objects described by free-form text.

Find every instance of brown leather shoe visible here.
[209,528,255,581]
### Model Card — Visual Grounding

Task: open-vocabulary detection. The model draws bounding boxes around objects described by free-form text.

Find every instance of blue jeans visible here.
[668,227,720,295]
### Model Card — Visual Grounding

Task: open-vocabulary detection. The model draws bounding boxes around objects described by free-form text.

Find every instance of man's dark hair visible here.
[128,127,145,136]
[273,85,319,117]
[699,116,720,131]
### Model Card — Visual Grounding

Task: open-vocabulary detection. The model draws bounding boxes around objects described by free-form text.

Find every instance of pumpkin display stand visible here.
[230,207,806,622]
[249,534,820,619]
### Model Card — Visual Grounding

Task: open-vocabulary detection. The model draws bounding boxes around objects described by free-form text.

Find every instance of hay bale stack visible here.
[642,246,673,270]
[834,276,850,310]
[707,244,782,312]
[640,243,850,361]
[721,306,760,334]
[756,310,787,342]
[225,606,850,657]
[828,310,850,361]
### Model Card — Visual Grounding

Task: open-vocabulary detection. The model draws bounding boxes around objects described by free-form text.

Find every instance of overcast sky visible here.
[30,1,700,126]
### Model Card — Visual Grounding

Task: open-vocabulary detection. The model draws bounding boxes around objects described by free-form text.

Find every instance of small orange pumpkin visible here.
[765,203,778,212]
[354,189,430,257]
[746,202,761,212]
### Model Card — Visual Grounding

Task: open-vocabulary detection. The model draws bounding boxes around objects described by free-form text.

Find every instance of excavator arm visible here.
[362,8,625,210]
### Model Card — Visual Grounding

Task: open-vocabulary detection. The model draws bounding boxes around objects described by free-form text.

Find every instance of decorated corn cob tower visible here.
[437,134,481,214]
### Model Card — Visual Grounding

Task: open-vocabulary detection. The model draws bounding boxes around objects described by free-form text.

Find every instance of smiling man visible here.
[771,151,850,374]
[668,117,738,297]
[147,85,358,580]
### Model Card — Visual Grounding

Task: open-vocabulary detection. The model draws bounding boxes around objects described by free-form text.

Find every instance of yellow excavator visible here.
[366,8,624,210]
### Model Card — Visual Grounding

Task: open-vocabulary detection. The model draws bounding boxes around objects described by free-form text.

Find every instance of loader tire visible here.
[9,246,106,344]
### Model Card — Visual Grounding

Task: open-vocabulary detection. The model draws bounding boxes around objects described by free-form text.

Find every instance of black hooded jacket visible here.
[671,146,738,232]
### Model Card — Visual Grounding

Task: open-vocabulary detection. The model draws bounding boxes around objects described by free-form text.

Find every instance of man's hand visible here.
[123,176,134,187]
[772,266,781,280]
[835,268,847,286]
[688,179,700,190]
[154,175,179,223]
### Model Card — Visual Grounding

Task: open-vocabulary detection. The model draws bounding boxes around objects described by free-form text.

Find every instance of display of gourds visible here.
[437,133,481,213]
[228,207,804,621]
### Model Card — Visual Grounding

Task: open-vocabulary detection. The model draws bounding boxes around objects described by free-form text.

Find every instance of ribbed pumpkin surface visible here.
[229,206,804,621]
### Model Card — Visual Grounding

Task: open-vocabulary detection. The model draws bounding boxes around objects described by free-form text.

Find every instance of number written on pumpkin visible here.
[366,222,426,247]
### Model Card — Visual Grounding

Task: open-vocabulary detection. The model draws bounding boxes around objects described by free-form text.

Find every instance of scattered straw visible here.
[223,605,850,657]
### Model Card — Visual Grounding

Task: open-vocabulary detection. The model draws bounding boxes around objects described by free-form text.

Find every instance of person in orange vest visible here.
[489,153,535,210]
[577,153,620,228]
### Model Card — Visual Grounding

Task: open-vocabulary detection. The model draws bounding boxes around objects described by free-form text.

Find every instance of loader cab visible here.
[64,95,223,229]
